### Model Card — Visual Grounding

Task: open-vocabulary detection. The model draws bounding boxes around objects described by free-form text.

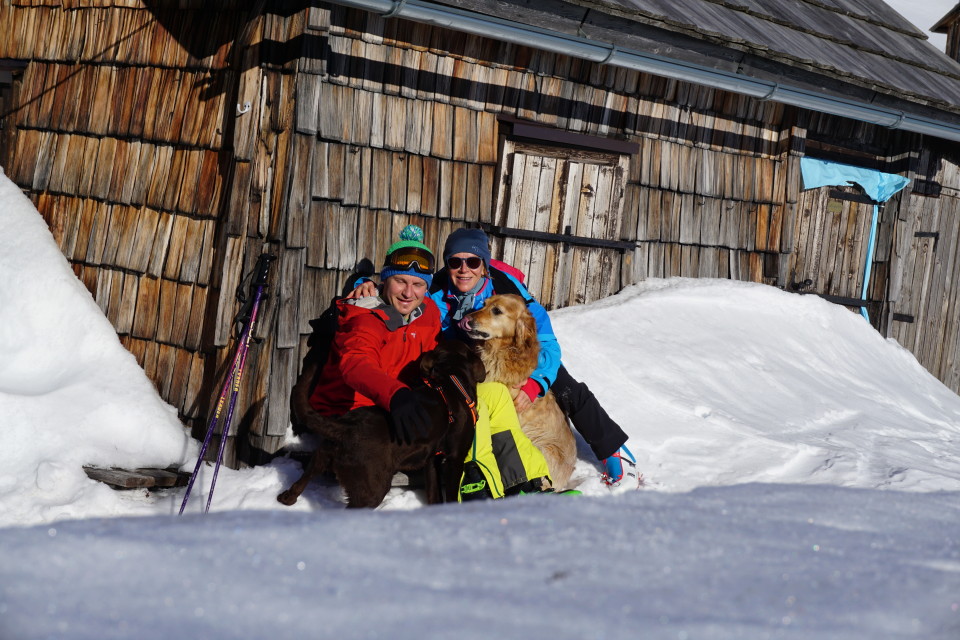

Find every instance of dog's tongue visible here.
[457,316,472,332]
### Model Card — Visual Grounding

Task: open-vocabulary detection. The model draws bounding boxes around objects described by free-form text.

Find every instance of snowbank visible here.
[0,168,194,524]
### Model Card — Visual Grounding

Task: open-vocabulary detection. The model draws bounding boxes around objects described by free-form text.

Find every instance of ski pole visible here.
[177,343,245,515]
[203,273,268,513]
[179,253,275,514]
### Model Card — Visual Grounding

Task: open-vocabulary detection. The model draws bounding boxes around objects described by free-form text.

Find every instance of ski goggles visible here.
[384,246,435,274]
[446,256,484,270]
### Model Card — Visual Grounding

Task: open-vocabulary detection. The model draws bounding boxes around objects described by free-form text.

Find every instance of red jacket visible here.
[308,298,441,416]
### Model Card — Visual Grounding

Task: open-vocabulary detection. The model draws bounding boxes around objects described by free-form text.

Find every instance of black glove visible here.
[388,388,431,445]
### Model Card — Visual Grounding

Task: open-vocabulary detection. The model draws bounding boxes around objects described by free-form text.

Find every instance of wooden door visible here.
[787,185,884,322]
[492,140,630,309]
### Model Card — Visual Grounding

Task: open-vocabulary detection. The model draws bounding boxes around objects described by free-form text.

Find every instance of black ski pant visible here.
[550,365,628,460]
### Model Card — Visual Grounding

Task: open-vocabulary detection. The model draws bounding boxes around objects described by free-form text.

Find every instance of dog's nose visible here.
[457,316,472,332]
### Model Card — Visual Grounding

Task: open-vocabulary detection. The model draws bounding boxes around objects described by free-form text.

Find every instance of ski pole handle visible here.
[252,253,276,288]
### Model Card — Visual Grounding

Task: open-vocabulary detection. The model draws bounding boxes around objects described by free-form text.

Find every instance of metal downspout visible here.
[328,0,960,143]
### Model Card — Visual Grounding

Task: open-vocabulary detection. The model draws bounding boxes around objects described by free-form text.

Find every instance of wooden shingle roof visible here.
[438,0,960,121]
[600,0,960,104]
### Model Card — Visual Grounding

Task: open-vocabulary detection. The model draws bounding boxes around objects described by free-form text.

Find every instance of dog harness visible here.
[422,374,478,426]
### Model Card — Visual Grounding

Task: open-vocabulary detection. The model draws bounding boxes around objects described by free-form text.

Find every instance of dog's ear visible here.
[470,352,486,384]
[420,350,437,378]
[514,307,538,352]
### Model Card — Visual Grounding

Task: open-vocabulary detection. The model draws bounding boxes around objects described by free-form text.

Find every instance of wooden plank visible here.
[568,162,600,306]
[527,155,557,299]
[550,159,582,308]
[95,268,114,318]
[214,235,247,347]
[141,145,180,209]
[113,272,139,336]
[84,202,112,267]
[390,152,408,212]
[325,143,345,202]
[135,467,189,488]
[464,162,481,224]
[480,164,495,225]
[184,285,208,352]
[83,467,154,489]
[754,202,770,253]
[383,94,406,151]
[305,199,325,268]
[370,91,386,149]
[350,86,373,147]
[501,152,529,272]
[452,106,477,163]
[266,346,297,437]
[405,153,423,214]
[319,81,347,142]
[277,249,305,350]
[296,71,322,135]
[449,161,468,221]
[369,148,392,210]
[679,192,699,245]
[285,133,314,248]
[437,160,453,219]
[590,163,617,301]
[431,101,453,160]
[131,274,160,340]
[936,204,960,376]
[169,282,195,346]
[420,156,439,217]
[155,343,178,399]
[320,200,339,269]
[268,127,294,242]
[341,144,362,205]
[162,214,188,281]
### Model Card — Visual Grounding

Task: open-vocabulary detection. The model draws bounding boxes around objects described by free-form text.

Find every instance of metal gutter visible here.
[327,0,960,143]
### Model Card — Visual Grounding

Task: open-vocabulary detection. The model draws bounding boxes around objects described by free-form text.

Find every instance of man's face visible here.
[447,253,486,293]
[383,274,427,317]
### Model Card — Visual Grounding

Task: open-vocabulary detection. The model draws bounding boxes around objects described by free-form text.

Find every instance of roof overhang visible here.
[326,0,960,143]
[932,3,960,34]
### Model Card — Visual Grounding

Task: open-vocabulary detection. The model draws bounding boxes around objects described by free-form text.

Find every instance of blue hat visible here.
[443,228,491,267]
[380,225,434,287]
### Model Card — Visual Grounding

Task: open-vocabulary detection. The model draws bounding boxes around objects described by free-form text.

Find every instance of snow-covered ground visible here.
[1,165,959,638]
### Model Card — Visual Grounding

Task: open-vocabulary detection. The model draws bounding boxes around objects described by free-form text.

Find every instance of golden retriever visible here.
[460,294,577,489]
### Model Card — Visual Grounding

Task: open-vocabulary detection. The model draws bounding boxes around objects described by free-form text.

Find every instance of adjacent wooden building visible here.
[3,0,960,466]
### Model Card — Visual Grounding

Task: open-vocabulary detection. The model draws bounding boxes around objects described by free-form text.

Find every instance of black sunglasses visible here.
[446,256,483,270]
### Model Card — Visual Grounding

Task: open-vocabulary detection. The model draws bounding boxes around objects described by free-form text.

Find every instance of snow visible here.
[1,165,959,638]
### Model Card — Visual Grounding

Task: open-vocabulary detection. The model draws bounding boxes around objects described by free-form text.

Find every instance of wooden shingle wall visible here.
[888,145,960,392]
[302,6,801,317]
[0,1,253,464]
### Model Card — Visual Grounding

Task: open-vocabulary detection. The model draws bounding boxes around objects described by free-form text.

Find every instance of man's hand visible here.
[346,280,378,299]
[388,388,431,444]
[512,391,533,414]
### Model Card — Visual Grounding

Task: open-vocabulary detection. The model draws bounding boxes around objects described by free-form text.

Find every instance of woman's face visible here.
[447,252,486,293]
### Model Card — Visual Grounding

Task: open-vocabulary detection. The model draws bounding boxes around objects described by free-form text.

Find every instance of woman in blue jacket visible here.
[429,228,636,486]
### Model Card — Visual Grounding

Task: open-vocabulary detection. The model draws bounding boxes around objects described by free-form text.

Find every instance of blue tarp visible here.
[800,157,910,203]
[798,157,911,322]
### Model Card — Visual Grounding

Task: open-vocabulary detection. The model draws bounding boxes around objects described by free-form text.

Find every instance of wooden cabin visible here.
[934,3,960,63]
[3,0,960,467]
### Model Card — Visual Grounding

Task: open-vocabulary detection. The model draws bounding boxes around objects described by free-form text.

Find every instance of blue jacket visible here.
[429,267,562,396]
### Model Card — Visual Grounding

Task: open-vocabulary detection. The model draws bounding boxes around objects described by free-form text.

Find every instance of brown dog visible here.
[460,294,577,489]
[279,340,485,508]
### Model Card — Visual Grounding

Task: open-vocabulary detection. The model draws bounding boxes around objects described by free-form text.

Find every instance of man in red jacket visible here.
[309,225,440,444]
